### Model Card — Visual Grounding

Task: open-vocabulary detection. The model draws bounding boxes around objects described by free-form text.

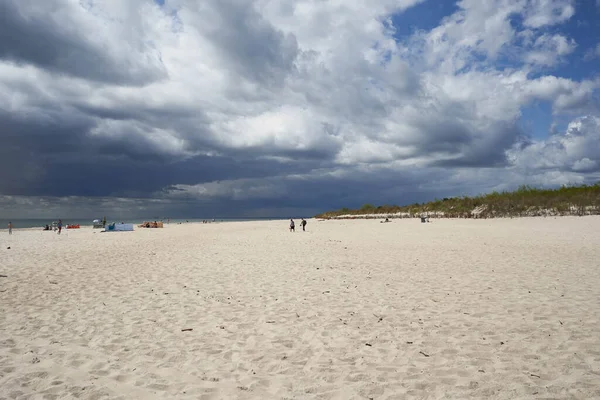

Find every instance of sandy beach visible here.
[1,217,599,399]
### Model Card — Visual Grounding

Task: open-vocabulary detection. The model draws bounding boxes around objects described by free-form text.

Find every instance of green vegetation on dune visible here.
[315,183,600,219]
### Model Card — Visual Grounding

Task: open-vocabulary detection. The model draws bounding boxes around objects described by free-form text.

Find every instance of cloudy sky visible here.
[1,0,599,219]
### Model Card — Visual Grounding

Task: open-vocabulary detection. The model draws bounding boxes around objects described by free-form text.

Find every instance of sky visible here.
[1,0,600,219]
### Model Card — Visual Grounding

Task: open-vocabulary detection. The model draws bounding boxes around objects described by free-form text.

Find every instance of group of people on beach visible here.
[6,220,64,235]
[42,220,63,233]
[289,218,307,232]
[46,220,63,234]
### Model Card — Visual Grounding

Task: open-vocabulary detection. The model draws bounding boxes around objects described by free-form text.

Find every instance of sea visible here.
[0,217,282,230]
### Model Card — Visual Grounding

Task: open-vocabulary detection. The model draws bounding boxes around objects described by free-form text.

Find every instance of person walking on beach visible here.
[301,218,307,231]
[290,219,295,232]
[57,219,63,235]
[8,222,12,235]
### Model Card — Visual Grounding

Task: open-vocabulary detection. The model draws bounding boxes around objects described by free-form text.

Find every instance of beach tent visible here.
[105,223,134,232]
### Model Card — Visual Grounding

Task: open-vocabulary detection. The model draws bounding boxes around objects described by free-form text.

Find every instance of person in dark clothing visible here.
[289,219,295,232]
[301,218,307,231]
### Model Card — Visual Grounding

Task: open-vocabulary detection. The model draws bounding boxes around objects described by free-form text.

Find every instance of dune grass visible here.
[315,183,600,219]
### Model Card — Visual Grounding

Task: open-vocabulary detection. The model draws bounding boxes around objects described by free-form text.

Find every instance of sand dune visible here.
[1,217,600,399]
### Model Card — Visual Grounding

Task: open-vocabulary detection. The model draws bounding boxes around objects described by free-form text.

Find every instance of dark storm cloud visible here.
[197,0,299,85]
[432,122,525,168]
[42,155,325,198]
[164,166,459,213]
[74,102,342,165]
[0,107,329,198]
[0,0,165,85]
[0,109,94,195]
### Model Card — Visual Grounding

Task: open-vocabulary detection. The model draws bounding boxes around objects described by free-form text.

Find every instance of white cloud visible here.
[408,0,576,71]
[522,0,575,28]
[508,116,600,171]
[584,43,600,61]
[524,34,576,66]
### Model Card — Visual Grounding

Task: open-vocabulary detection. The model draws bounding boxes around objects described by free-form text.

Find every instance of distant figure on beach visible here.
[8,222,12,235]
[57,219,62,235]
[301,218,307,231]
[290,219,295,232]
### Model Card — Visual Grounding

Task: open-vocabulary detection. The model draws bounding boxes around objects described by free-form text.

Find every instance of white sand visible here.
[1,217,600,399]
